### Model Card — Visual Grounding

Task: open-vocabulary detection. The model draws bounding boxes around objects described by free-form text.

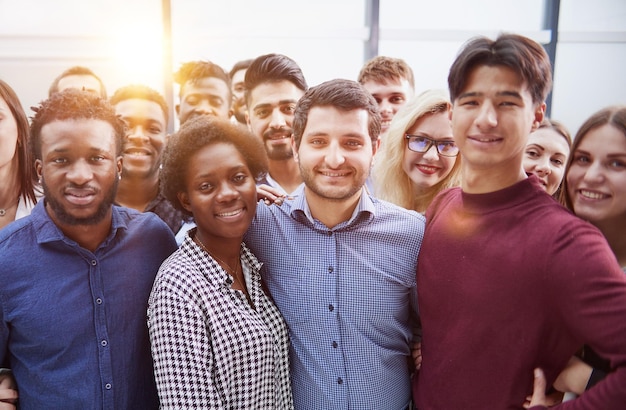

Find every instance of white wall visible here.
[0,0,624,136]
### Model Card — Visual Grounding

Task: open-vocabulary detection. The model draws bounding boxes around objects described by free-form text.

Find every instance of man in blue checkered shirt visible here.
[245,78,424,410]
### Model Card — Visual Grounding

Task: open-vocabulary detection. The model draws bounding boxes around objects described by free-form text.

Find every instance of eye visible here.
[609,159,626,169]
[199,182,213,192]
[525,149,539,158]
[281,104,296,115]
[149,126,162,134]
[91,155,105,162]
[52,157,67,164]
[572,153,590,164]
[255,109,270,119]
[185,96,199,106]
[233,173,248,183]
[309,138,326,146]
[209,97,224,107]
[390,96,405,104]
[550,158,564,166]
[344,140,363,149]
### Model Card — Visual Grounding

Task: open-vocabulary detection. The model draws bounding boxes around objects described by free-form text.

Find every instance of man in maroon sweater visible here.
[413,33,626,409]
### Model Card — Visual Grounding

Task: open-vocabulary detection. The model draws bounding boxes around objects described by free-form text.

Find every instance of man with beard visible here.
[111,85,188,237]
[174,60,232,126]
[0,89,177,409]
[245,53,307,194]
[245,79,424,410]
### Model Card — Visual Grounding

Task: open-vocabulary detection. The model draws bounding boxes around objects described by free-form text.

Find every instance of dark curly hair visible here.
[110,84,169,125]
[160,116,268,217]
[30,88,125,160]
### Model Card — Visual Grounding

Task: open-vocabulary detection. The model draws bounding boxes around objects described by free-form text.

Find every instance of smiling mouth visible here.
[216,208,244,218]
[579,189,609,200]
[124,148,151,156]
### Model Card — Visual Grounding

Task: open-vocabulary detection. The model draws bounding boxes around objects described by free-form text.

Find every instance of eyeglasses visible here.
[405,134,459,157]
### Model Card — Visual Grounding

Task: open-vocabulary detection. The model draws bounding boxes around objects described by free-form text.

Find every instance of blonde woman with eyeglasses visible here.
[373,89,461,213]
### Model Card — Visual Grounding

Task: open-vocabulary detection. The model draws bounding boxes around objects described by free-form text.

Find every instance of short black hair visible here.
[448,33,552,104]
[48,65,107,99]
[110,84,169,125]
[244,53,308,107]
[30,89,125,160]
[160,116,268,217]
[229,59,254,80]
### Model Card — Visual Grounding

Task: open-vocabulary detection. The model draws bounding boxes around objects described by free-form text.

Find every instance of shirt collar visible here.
[32,201,127,247]
[289,185,376,228]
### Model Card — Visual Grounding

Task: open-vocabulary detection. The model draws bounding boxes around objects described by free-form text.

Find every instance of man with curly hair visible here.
[0,89,177,409]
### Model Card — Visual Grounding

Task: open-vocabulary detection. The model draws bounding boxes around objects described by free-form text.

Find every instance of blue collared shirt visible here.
[0,201,177,410]
[245,186,424,410]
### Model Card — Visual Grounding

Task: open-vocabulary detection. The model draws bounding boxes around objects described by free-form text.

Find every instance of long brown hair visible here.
[0,79,37,204]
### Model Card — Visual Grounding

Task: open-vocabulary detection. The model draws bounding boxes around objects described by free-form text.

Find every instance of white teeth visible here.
[580,190,607,200]
[322,171,347,177]
[217,209,242,217]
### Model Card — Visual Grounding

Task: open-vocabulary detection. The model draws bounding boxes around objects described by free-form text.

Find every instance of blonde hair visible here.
[373,89,461,212]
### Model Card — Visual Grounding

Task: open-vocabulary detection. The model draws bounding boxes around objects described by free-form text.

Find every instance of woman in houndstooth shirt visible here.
[147,116,293,409]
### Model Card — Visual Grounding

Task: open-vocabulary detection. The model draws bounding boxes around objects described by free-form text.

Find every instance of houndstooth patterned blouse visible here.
[147,231,293,409]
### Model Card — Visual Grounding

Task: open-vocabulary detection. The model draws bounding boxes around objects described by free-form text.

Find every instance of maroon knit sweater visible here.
[414,176,626,409]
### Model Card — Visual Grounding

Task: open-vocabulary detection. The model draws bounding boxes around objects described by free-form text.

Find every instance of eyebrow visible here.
[457,91,523,100]
[252,100,298,110]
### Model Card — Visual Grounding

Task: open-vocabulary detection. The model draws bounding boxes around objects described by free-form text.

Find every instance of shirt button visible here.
[105,383,112,390]
[91,260,97,266]
[101,340,108,347]
[327,231,332,236]
[96,298,103,305]
[332,341,338,348]
[328,266,334,273]
[328,304,334,312]
[337,377,343,385]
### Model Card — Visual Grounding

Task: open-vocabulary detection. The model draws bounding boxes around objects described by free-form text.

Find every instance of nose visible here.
[127,125,148,142]
[215,181,239,202]
[378,99,393,114]
[269,108,287,129]
[66,159,93,185]
[194,99,215,116]
[582,161,605,184]
[534,156,551,176]
[422,143,440,160]
[325,141,346,168]
[475,101,497,129]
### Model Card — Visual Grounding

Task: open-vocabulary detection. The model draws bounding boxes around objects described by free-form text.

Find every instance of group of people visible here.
[0,31,624,410]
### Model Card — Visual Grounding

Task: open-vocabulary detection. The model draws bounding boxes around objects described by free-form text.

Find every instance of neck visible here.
[195,231,242,268]
[115,173,160,211]
[304,187,362,229]
[47,204,113,253]
[461,160,527,194]
[268,159,302,193]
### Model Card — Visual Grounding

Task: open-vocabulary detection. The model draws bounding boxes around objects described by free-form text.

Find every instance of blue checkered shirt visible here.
[245,186,424,410]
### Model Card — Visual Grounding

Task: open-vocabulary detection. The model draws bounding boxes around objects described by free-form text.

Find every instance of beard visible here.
[42,177,118,226]
[263,127,294,161]
[298,163,366,202]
